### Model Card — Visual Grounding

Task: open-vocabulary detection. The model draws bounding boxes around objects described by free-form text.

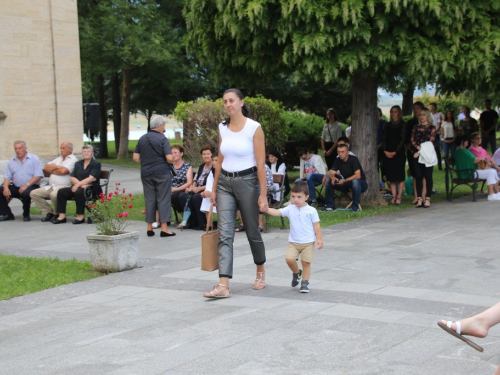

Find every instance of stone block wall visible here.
[0,0,83,160]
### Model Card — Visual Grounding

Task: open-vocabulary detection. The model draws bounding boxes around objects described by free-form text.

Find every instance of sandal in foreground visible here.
[437,321,483,352]
[253,271,266,290]
[395,197,402,205]
[203,284,231,299]
[235,225,245,232]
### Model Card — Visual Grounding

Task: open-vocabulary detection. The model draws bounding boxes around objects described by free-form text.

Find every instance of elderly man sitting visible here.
[30,142,78,222]
[1,141,44,222]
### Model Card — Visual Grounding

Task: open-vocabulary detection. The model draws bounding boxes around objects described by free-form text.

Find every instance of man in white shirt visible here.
[30,142,78,222]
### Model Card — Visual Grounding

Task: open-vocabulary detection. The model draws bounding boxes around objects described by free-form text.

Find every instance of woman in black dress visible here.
[382,105,406,205]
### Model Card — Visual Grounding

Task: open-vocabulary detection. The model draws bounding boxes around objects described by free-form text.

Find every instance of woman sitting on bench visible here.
[53,145,102,224]
[454,135,500,201]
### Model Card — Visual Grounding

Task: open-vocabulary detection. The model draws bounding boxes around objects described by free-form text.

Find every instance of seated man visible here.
[297,148,327,206]
[30,142,78,222]
[1,140,44,221]
[321,144,368,212]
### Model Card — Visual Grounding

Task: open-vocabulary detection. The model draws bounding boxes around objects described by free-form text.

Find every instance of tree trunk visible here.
[111,72,121,154]
[117,68,132,159]
[402,80,415,116]
[350,72,384,205]
[97,75,109,158]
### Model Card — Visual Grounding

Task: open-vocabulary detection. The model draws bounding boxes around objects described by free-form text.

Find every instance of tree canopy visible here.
[184,0,500,201]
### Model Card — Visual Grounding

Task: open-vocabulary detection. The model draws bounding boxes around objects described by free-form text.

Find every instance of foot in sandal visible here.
[424,197,431,208]
[437,320,486,352]
[253,271,266,290]
[203,284,231,298]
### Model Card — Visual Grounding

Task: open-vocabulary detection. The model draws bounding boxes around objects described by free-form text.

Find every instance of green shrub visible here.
[174,96,288,164]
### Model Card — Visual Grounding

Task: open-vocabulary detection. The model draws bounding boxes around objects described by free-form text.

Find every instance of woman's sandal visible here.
[252,272,266,290]
[437,321,484,352]
[390,197,396,204]
[411,198,418,204]
[235,225,245,232]
[424,197,431,208]
[415,197,423,208]
[395,197,402,206]
[203,284,231,299]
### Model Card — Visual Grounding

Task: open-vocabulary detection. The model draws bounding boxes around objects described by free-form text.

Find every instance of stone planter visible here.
[87,231,140,272]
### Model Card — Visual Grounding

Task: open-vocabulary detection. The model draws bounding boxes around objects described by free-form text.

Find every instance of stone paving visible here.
[1,164,500,374]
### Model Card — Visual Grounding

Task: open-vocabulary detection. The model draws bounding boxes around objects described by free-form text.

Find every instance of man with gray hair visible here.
[30,142,78,222]
[133,115,176,237]
[1,141,44,222]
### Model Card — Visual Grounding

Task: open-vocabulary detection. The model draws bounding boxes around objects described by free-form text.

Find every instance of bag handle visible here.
[205,202,215,234]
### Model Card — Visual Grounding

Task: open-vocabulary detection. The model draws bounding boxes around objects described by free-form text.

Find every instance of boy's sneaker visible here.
[291,269,302,287]
[300,280,310,293]
[321,207,336,212]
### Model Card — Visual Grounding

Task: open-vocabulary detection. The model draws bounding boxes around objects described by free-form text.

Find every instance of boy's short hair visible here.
[291,180,309,195]
[211,150,218,158]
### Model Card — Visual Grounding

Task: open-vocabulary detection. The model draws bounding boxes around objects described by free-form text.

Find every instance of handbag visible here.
[200,202,219,271]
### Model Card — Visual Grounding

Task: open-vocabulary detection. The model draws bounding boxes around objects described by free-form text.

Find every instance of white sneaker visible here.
[487,194,500,201]
[152,222,159,229]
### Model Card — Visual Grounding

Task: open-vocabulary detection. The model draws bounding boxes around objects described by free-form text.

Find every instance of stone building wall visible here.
[0,0,83,166]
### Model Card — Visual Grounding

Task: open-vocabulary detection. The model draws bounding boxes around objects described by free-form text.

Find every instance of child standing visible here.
[266,181,323,293]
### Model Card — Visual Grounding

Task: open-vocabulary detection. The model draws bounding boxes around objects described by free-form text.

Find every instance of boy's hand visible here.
[316,239,323,249]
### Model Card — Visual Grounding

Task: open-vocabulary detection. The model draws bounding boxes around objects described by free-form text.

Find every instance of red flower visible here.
[108,193,113,198]
[131,198,134,201]
[129,193,132,197]
[101,199,105,203]
[108,197,112,201]
[123,212,129,217]
[142,210,146,214]
[87,205,92,209]
[114,191,118,195]
[122,205,126,208]
[128,204,133,208]
[118,213,123,218]
[92,203,96,208]
[122,189,126,194]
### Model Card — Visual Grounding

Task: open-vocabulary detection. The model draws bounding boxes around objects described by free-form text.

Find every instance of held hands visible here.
[258,194,268,213]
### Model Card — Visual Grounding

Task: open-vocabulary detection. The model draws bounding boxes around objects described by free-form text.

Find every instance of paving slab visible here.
[1,165,500,374]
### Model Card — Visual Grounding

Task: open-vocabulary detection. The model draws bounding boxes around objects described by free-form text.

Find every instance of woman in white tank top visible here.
[203,89,268,299]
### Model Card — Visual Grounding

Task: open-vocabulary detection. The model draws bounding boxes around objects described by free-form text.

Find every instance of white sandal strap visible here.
[455,321,461,335]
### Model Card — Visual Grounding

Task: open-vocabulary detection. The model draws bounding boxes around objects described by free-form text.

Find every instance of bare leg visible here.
[301,260,311,281]
[494,364,500,375]
[286,258,300,273]
[397,181,405,199]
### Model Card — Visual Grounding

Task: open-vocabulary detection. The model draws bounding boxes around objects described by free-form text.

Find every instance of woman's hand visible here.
[210,191,217,206]
[71,184,79,193]
[258,193,268,213]
[414,152,420,159]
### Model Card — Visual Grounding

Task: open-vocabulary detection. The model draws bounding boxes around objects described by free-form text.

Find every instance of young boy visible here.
[266,181,323,293]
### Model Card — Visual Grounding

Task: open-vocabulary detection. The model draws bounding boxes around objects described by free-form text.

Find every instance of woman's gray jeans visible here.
[216,171,266,278]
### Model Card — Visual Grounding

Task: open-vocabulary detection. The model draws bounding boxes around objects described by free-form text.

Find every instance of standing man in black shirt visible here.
[133,116,176,237]
[480,99,499,154]
[322,144,368,212]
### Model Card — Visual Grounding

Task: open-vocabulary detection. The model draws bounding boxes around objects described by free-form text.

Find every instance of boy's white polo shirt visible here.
[279,204,320,244]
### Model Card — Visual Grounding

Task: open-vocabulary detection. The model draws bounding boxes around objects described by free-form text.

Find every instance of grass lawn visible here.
[0,254,102,300]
